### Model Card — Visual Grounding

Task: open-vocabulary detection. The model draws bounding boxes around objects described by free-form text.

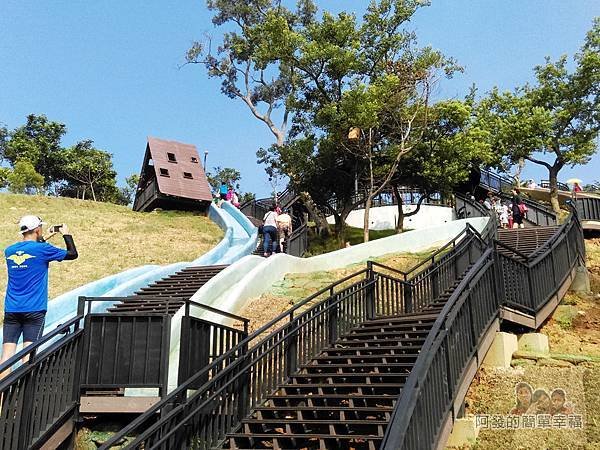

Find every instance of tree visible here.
[477,18,600,213]
[206,166,256,204]
[6,160,45,194]
[0,167,10,189]
[0,123,8,164]
[4,114,67,189]
[391,99,495,230]
[59,140,118,202]
[206,166,242,193]
[255,1,458,243]
[120,174,140,205]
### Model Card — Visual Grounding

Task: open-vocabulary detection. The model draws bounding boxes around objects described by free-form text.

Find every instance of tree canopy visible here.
[1,114,128,204]
[476,18,600,212]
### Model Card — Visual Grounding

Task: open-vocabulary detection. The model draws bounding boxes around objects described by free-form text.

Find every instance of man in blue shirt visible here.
[1,215,78,372]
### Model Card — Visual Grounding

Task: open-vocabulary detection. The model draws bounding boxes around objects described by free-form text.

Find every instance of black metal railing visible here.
[479,168,515,193]
[381,211,585,449]
[99,268,376,449]
[0,313,85,450]
[576,196,600,222]
[541,180,570,192]
[372,224,488,317]
[286,222,309,257]
[99,220,492,450]
[381,248,498,449]
[496,212,584,315]
[324,187,443,215]
[79,297,248,397]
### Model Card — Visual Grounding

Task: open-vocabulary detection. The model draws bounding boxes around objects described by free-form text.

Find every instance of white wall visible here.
[327,205,455,230]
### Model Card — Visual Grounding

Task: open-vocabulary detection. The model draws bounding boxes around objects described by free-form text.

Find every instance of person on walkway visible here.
[573,182,582,193]
[226,186,234,202]
[262,205,279,257]
[276,209,293,253]
[511,188,525,229]
[1,216,78,375]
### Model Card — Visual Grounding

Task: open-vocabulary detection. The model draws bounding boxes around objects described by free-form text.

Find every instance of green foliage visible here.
[206,166,242,192]
[404,99,496,194]
[58,140,118,202]
[4,114,66,187]
[206,166,255,203]
[119,174,140,205]
[6,160,45,194]
[0,167,10,189]
[476,18,600,211]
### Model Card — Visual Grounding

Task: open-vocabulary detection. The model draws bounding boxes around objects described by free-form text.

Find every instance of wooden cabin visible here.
[133,137,213,213]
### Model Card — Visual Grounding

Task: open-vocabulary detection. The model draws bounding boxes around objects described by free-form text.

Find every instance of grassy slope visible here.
[0,194,223,313]
[305,226,399,256]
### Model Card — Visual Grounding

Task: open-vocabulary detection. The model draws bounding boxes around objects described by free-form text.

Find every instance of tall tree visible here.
[4,114,66,188]
[477,18,600,212]
[58,140,118,202]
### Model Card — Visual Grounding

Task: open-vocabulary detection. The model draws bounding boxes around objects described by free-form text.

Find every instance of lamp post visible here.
[203,150,208,170]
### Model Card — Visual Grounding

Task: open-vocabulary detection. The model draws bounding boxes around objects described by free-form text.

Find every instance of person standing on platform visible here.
[1,216,78,377]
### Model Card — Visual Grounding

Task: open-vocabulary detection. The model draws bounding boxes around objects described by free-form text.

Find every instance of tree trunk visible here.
[514,158,525,185]
[300,192,330,236]
[363,195,372,243]
[90,183,97,202]
[393,185,405,233]
[548,168,561,213]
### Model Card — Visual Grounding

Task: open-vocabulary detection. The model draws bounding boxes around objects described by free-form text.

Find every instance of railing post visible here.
[403,282,413,313]
[366,262,376,319]
[285,314,298,378]
[328,296,339,345]
[237,352,251,422]
[18,353,37,448]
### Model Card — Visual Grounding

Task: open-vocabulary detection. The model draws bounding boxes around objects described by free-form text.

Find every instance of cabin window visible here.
[160,168,170,177]
[191,157,198,163]
[183,172,193,179]
[167,152,177,163]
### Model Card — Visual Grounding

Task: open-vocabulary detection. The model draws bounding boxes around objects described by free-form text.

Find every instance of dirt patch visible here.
[542,293,600,359]
[236,249,437,334]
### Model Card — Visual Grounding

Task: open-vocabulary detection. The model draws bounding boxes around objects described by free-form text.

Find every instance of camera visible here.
[51,224,63,233]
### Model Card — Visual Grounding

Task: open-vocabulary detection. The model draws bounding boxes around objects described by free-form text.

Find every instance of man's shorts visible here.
[2,311,46,343]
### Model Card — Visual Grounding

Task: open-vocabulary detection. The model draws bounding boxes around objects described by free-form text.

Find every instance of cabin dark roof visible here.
[147,136,212,202]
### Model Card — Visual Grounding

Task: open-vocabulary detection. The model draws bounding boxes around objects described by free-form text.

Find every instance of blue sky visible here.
[1,0,599,197]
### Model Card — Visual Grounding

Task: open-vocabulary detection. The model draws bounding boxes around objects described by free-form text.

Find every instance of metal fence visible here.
[98,268,376,449]
[541,180,570,192]
[79,297,248,398]
[99,220,492,450]
[381,249,498,449]
[0,313,85,450]
[381,211,585,449]
[576,196,600,222]
[372,224,488,317]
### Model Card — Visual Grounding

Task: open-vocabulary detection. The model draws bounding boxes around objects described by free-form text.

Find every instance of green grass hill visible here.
[0,193,223,314]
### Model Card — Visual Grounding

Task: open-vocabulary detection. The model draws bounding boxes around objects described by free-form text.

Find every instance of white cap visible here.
[19,215,46,234]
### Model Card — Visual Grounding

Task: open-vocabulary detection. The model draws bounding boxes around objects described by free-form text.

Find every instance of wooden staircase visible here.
[106,265,228,314]
[223,276,468,449]
[496,226,559,261]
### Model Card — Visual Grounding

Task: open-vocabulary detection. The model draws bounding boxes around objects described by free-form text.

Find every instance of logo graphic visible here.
[475,382,582,430]
[7,251,35,266]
